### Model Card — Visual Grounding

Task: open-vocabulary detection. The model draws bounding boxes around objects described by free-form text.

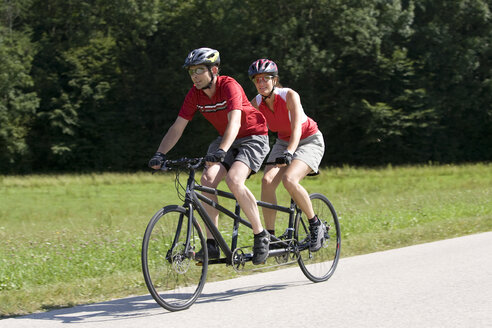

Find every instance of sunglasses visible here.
[188,67,207,76]
[253,75,274,84]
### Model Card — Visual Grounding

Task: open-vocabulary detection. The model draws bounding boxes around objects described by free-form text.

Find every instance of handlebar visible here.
[160,157,205,171]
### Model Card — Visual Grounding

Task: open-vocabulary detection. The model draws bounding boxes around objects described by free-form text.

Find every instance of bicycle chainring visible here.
[232,248,246,272]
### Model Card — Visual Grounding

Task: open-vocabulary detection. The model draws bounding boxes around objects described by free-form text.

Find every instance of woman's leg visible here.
[261,164,286,232]
[281,159,315,219]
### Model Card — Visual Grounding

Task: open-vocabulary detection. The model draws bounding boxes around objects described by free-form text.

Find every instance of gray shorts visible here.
[267,131,325,173]
[207,135,270,173]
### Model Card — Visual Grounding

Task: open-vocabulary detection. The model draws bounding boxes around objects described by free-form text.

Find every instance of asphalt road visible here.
[2,231,491,328]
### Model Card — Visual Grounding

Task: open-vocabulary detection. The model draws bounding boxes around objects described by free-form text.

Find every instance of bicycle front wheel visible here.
[141,205,207,311]
[295,193,341,282]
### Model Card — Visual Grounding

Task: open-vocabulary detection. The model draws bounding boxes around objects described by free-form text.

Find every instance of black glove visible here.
[148,152,166,168]
[204,149,226,163]
[275,150,293,165]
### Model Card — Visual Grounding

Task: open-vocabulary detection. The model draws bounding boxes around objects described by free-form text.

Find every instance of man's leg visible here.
[195,163,227,261]
[200,162,227,238]
[226,161,270,264]
[225,161,263,234]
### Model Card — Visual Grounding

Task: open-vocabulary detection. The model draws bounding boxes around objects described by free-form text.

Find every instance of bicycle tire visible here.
[295,193,341,282]
[141,205,208,311]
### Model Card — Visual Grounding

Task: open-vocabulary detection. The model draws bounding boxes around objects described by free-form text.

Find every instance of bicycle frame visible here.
[175,160,302,266]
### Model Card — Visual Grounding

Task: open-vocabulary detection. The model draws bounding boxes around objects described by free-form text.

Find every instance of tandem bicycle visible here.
[141,157,341,311]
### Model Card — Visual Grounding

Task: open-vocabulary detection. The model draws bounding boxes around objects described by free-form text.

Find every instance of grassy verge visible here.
[1,163,491,317]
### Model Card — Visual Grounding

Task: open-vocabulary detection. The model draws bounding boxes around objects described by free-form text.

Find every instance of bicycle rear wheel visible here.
[295,193,341,282]
[141,205,207,311]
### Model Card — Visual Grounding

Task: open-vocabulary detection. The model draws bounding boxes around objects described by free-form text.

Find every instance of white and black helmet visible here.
[183,47,220,68]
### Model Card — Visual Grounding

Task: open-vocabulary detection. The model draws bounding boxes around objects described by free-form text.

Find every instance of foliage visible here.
[0,0,491,173]
[0,0,39,172]
[409,0,492,162]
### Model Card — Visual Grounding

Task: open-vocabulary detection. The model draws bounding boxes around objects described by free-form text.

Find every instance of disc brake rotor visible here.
[171,244,191,274]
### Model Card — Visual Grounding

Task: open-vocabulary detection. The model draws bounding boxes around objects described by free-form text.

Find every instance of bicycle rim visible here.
[141,205,207,311]
[295,193,341,282]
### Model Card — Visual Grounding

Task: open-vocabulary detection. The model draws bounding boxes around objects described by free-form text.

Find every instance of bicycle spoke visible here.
[142,206,207,311]
[296,193,341,282]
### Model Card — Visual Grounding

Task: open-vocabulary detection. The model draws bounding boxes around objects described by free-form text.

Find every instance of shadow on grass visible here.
[5,280,308,324]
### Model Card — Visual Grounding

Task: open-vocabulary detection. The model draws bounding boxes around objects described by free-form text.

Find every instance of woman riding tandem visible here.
[149,48,271,264]
[248,59,327,251]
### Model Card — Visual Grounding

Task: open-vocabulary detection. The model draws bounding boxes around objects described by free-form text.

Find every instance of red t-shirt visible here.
[255,88,318,141]
[179,76,268,138]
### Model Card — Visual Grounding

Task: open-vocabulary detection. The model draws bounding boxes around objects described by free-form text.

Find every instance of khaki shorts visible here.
[207,135,270,173]
[267,131,325,173]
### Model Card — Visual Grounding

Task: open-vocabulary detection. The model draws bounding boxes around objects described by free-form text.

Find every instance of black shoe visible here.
[309,220,327,252]
[252,230,270,264]
[195,240,220,261]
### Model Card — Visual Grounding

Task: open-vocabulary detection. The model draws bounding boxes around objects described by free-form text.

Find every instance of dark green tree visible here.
[409,0,492,162]
[26,0,164,171]
[0,0,39,172]
[1,0,490,173]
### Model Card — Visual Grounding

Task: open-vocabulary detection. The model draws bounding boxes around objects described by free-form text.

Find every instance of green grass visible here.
[1,163,491,317]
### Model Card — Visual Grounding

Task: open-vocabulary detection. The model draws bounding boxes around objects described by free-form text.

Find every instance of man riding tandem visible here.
[149,48,271,264]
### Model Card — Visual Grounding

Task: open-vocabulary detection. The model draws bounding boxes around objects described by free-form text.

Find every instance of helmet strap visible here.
[262,86,276,101]
[201,66,215,90]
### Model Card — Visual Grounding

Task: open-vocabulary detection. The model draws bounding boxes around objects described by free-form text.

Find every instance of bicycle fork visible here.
[165,203,197,264]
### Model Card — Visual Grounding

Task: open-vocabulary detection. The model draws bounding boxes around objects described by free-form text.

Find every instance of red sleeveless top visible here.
[256,88,318,141]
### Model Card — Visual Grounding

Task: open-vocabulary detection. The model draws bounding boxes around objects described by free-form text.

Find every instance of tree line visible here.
[1,0,491,173]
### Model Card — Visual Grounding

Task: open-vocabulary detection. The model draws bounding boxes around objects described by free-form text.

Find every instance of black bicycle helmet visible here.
[248,59,278,79]
[183,47,220,68]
